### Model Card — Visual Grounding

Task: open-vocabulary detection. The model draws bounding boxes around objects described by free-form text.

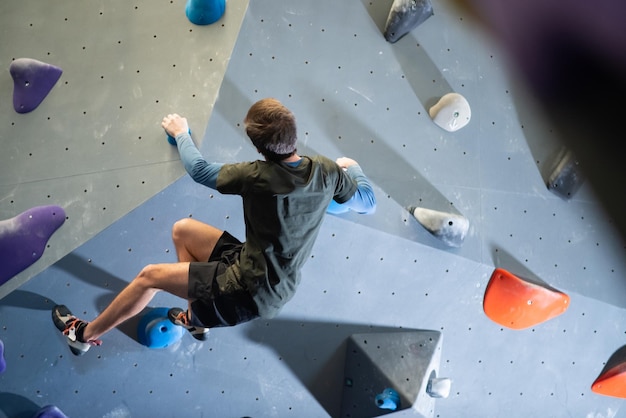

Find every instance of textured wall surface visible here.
[1,0,625,417]
[0,0,248,298]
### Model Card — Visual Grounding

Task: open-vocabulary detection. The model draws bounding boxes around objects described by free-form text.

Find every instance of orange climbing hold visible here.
[592,363,626,398]
[483,268,569,330]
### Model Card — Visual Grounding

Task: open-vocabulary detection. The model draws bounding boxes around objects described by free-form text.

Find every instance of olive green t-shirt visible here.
[216,155,357,318]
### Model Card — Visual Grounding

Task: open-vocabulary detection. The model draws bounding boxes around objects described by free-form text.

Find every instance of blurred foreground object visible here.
[455,0,626,242]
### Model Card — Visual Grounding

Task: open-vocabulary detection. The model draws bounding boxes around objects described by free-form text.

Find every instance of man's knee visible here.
[172,218,194,243]
[135,264,162,289]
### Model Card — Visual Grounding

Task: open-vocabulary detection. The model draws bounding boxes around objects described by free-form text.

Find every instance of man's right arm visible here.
[161,113,223,189]
[175,132,223,190]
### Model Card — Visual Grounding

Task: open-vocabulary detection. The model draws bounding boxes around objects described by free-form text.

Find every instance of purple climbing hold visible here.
[0,205,66,285]
[9,58,63,114]
[0,339,6,374]
[32,405,69,418]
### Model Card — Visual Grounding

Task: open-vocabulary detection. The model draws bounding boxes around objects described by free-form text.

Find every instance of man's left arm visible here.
[328,157,376,215]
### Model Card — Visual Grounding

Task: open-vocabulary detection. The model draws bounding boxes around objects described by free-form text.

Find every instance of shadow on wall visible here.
[51,253,143,341]
[301,91,469,257]
[360,0,453,111]
[245,318,431,418]
[0,392,43,418]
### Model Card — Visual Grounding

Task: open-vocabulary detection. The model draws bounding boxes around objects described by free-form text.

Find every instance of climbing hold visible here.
[426,376,452,398]
[429,93,471,132]
[9,58,63,114]
[483,268,570,330]
[375,388,400,411]
[185,0,225,25]
[0,339,6,374]
[137,307,183,348]
[592,363,626,398]
[167,128,192,146]
[32,405,69,418]
[546,147,584,199]
[409,206,469,247]
[341,330,443,417]
[384,0,434,43]
[0,205,66,286]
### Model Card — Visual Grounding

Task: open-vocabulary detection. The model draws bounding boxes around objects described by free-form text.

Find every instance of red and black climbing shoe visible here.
[168,307,210,341]
[52,305,102,356]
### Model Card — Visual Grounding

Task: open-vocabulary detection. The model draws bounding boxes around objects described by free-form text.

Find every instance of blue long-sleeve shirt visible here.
[174,131,376,214]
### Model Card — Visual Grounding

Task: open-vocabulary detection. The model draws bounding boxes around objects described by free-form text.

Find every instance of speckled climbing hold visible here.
[384,0,434,43]
[0,339,6,374]
[0,205,66,286]
[185,0,225,25]
[483,268,570,330]
[32,405,69,418]
[546,147,584,199]
[409,206,469,247]
[137,307,183,348]
[429,93,471,132]
[9,58,63,114]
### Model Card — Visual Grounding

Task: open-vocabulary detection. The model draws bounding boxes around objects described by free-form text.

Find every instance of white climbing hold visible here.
[409,206,469,247]
[429,93,471,132]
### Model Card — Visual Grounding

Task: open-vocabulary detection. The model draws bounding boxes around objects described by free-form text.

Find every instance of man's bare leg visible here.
[172,218,224,263]
[53,218,225,352]
[171,218,224,324]
[81,262,190,342]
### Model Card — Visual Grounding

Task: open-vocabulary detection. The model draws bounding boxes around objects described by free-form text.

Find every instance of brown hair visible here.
[244,98,297,161]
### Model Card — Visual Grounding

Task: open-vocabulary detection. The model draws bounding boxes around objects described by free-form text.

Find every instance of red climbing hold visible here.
[592,363,626,398]
[483,268,569,330]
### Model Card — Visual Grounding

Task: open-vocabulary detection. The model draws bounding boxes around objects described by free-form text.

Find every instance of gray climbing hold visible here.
[427,377,452,398]
[341,330,443,417]
[384,0,434,43]
[429,93,471,132]
[409,206,469,247]
[546,147,584,199]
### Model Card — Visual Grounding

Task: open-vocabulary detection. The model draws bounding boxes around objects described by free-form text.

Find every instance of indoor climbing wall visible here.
[1,0,626,417]
[0,0,249,298]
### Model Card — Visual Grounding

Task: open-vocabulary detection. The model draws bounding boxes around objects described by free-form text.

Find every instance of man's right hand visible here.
[162,113,189,138]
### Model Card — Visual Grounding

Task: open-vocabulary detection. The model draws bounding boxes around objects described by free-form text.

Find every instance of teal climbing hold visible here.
[0,205,66,285]
[137,307,183,348]
[10,58,63,113]
[185,0,225,25]
[375,388,400,410]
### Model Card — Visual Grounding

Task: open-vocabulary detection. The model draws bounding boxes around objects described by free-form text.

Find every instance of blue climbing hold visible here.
[0,205,66,286]
[137,307,183,348]
[185,0,225,25]
[375,388,401,411]
[167,128,191,145]
[32,405,69,418]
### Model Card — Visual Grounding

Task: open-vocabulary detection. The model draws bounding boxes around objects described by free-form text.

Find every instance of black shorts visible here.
[188,231,259,328]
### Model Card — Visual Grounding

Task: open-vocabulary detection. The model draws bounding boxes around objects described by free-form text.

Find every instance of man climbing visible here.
[52,98,376,355]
